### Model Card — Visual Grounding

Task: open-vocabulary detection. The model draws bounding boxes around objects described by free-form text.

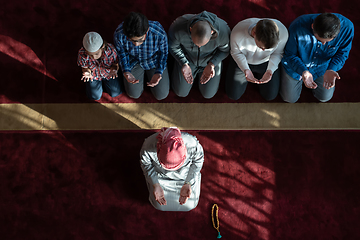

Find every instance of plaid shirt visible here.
[77,43,118,80]
[114,21,168,75]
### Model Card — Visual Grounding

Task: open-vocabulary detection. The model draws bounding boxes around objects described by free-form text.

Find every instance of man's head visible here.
[83,32,105,59]
[157,127,187,171]
[253,19,279,50]
[190,21,213,47]
[312,13,340,44]
[123,12,149,46]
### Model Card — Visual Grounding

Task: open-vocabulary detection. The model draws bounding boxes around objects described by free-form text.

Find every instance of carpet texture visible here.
[0,130,359,239]
[1,1,359,239]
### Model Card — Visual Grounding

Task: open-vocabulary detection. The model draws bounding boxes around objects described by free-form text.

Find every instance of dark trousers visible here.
[171,61,222,99]
[123,64,170,101]
[279,65,335,103]
[86,77,122,100]
[225,58,280,101]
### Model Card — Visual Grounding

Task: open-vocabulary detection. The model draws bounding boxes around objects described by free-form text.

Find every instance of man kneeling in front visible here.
[140,127,204,211]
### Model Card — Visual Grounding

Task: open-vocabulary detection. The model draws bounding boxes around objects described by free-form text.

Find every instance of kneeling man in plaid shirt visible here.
[114,12,170,100]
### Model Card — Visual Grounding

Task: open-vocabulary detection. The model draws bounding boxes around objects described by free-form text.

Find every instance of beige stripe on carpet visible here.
[0,103,359,131]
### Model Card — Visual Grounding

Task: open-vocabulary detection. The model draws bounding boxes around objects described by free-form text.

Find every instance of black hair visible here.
[123,12,149,38]
[313,13,341,39]
[255,19,280,49]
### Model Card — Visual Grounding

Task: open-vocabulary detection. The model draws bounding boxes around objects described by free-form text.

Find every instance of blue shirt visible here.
[282,13,354,80]
[114,21,168,75]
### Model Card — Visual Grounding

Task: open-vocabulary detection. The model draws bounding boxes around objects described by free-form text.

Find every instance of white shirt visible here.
[230,18,288,73]
[140,132,204,211]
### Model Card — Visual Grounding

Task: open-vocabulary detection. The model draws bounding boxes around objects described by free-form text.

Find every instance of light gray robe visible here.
[140,132,204,211]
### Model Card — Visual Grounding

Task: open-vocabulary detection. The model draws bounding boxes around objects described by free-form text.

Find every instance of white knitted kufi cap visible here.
[83,32,103,52]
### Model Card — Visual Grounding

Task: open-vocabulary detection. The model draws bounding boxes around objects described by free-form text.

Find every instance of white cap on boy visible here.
[83,32,103,52]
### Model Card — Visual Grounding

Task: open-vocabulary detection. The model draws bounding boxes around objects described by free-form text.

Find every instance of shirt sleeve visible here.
[77,49,88,68]
[168,18,190,66]
[114,31,132,73]
[102,44,118,68]
[327,21,354,72]
[267,27,288,73]
[208,21,231,66]
[184,138,204,184]
[230,28,250,71]
[107,44,119,65]
[281,29,309,78]
[140,135,159,185]
[155,33,168,74]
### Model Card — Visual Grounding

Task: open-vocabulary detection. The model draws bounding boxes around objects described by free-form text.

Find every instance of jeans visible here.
[85,77,122,100]
[280,64,335,103]
[171,61,222,99]
[122,64,170,100]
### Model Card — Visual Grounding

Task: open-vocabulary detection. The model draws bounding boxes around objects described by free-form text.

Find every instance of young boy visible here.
[77,32,122,100]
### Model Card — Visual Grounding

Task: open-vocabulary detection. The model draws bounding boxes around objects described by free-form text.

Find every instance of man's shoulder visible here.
[239,18,259,24]
[333,13,352,22]
[181,132,200,147]
[290,14,316,26]
[142,132,159,151]
[114,22,124,34]
[149,21,166,36]
[288,14,314,35]
[114,23,126,42]
[233,18,258,32]
[334,14,354,30]
[168,15,191,37]
[211,17,230,40]
[78,47,88,59]
[105,43,117,54]
[169,14,192,30]
[78,47,86,54]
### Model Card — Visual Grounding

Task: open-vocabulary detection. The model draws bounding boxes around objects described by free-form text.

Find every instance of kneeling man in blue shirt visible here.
[281,13,354,103]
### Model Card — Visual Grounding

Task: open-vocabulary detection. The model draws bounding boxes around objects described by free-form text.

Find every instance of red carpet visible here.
[1,1,359,239]
[0,0,359,103]
[1,130,359,239]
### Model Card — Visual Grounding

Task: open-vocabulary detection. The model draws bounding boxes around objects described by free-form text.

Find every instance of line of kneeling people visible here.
[78,11,354,103]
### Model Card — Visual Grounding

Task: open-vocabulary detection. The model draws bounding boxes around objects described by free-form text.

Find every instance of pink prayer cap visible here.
[157,127,187,170]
